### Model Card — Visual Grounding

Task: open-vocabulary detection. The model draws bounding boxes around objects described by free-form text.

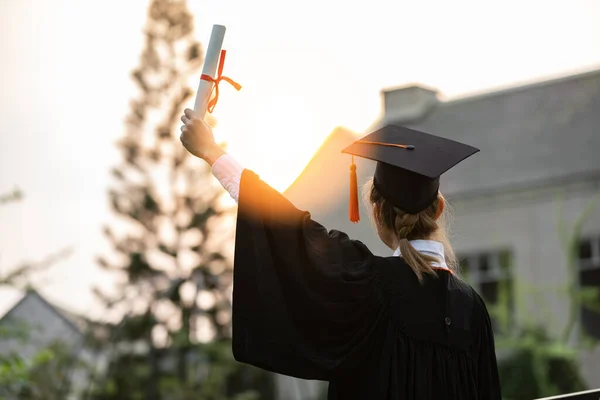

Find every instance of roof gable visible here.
[399,69,600,196]
[0,289,83,336]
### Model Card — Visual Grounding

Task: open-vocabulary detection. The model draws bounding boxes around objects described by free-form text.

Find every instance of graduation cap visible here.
[342,125,479,222]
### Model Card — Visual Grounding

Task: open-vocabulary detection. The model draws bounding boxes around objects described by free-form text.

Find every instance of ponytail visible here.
[363,178,457,283]
[398,240,440,283]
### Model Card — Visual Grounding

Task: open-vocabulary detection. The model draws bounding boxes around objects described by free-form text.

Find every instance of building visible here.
[0,289,104,399]
[284,67,600,390]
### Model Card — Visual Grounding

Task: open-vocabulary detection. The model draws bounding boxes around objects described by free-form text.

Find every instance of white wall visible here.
[451,179,600,386]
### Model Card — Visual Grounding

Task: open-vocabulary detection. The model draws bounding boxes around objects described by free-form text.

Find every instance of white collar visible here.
[392,240,449,270]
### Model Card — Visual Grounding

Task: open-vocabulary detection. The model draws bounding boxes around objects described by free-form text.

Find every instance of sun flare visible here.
[213,91,326,193]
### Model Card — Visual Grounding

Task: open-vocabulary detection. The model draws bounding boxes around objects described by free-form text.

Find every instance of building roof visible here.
[0,289,84,335]
[284,68,600,255]
[398,68,600,197]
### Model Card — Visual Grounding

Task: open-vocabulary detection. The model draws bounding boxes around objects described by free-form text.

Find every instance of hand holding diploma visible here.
[180,24,240,165]
[180,108,224,165]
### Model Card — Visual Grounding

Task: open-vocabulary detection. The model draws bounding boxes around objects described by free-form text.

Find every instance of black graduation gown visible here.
[232,170,501,400]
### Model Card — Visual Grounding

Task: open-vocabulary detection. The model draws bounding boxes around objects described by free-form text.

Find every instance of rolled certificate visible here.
[194,24,227,119]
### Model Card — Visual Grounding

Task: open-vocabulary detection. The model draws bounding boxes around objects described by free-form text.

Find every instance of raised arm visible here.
[181,109,249,203]
[179,109,385,379]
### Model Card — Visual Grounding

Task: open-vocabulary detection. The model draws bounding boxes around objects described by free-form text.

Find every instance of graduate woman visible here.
[179,108,501,400]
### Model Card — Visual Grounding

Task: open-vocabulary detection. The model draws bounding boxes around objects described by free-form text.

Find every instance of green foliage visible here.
[497,327,586,400]
[156,342,272,400]
[0,351,31,397]
[0,332,82,400]
[490,193,600,398]
[88,341,273,400]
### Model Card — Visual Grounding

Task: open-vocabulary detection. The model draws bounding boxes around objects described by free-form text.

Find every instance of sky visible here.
[0,0,599,318]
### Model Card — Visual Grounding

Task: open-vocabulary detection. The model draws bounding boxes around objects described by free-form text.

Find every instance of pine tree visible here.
[90,1,272,398]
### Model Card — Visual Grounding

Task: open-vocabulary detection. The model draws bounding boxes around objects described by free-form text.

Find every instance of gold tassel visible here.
[349,155,360,223]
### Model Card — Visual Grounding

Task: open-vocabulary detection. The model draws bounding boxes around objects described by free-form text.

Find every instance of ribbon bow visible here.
[200,50,242,113]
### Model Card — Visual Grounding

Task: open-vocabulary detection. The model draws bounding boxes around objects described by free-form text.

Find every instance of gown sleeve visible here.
[473,294,502,399]
[232,169,385,380]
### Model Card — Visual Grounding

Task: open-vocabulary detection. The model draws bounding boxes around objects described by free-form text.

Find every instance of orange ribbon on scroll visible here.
[200,50,242,113]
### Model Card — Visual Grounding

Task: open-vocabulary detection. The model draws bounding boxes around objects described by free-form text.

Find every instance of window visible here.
[578,236,600,339]
[458,249,513,332]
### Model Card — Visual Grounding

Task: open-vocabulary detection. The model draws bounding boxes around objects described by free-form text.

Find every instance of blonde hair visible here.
[363,178,457,283]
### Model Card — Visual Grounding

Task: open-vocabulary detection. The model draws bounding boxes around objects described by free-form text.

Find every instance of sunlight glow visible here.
[1,0,599,318]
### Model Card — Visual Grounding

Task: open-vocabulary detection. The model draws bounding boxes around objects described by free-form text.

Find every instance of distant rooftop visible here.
[0,289,84,334]
[381,67,600,197]
[285,67,600,254]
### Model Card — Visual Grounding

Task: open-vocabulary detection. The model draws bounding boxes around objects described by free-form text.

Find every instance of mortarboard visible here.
[342,125,479,222]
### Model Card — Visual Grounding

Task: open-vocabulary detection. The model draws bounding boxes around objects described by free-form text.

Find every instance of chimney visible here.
[382,85,440,124]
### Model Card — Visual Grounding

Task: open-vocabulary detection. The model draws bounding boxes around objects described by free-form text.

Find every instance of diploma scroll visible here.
[194,24,227,120]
